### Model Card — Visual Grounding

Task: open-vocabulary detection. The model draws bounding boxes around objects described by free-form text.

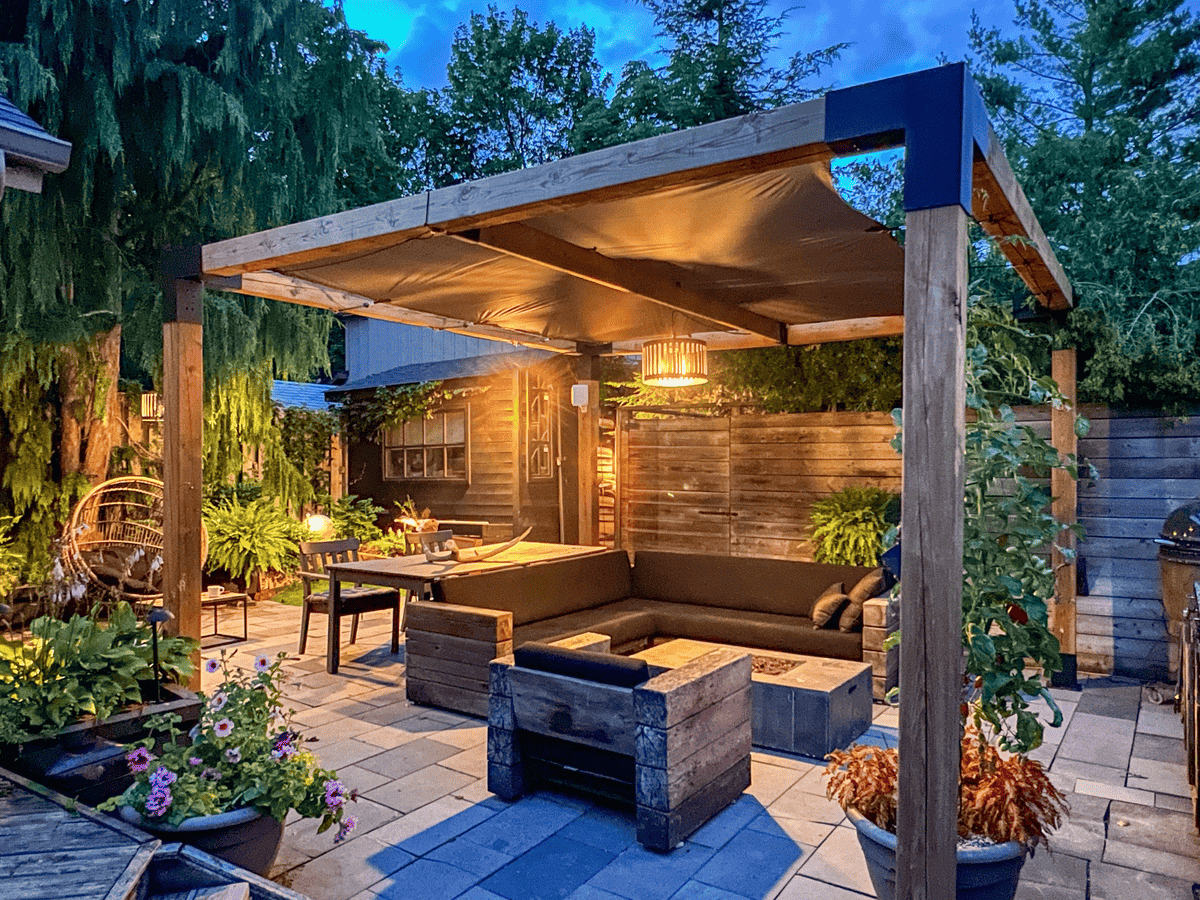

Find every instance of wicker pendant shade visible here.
[641,338,708,387]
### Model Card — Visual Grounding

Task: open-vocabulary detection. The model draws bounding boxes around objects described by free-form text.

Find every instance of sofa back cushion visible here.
[631,550,877,618]
[432,549,633,625]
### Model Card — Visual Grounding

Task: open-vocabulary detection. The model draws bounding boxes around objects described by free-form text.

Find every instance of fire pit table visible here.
[633,638,873,758]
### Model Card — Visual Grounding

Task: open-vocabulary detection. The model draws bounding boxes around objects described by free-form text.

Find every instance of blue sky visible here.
[339,0,1021,91]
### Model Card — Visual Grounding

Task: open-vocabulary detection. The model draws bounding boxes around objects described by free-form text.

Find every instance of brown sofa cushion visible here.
[631,550,876,618]
[514,600,657,649]
[812,592,850,628]
[848,568,887,602]
[646,601,864,661]
[432,549,633,625]
[839,568,888,632]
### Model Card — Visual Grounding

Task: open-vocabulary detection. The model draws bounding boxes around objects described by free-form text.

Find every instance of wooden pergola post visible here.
[161,247,204,687]
[898,205,968,899]
[1050,347,1078,686]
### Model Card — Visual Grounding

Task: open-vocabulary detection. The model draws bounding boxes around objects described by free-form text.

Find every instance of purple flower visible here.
[213,718,234,738]
[254,654,272,672]
[323,779,346,809]
[188,757,202,766]
[271,731,298,760]
[201,767,222,781]
[126,747,154,773]
[333,816,357,844]
[145,787,173,817]
[208,691,228,712]
[204,659,220,674]
[225,747,242,764]
[149,766,177,789]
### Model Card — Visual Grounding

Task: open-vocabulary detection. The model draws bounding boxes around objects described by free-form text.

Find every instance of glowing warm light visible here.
[641,337,708,387]
[304,514,335,539]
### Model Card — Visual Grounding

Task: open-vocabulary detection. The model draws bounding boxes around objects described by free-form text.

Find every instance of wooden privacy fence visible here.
[615,405,1199,679]
[615,410,901,560]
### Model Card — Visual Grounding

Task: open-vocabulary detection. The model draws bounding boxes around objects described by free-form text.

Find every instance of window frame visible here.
[382,405,470,482]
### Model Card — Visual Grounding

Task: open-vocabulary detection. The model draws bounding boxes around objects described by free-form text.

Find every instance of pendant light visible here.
[641,336,708,387]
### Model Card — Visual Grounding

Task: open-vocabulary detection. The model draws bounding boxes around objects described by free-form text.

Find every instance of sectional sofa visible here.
[403,549,898,717]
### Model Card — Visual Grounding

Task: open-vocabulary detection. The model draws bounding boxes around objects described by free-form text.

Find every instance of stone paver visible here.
[196,603,1200,900]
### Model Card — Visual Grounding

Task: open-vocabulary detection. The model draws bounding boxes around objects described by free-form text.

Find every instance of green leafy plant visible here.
[0,517,23,602]
[335,382,452,444]
[0,602,198,744]
[957,299,1089,753]
[100,652,356,842]
[205,480,265,507]
[328,495,385,544]
[810,486,900,566]
[203,499,305,591]
[361,531,411,557]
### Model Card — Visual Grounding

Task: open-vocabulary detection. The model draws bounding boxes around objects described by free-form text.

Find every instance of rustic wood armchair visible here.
[296,539,401,656]
[488,634,753,852]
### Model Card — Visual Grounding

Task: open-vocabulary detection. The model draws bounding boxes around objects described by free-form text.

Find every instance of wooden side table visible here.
[200,591,249,647]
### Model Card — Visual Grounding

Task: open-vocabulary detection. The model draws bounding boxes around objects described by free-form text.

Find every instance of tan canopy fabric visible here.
[270,162,903,347]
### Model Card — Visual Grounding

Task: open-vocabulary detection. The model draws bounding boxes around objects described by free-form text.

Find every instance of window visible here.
[527,375,553,480]
[383,409,467,479]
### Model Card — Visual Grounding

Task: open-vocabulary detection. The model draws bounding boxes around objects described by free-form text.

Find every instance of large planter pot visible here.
[119,805,285,877]
[847,808,1027,900]
[7,683,200,806]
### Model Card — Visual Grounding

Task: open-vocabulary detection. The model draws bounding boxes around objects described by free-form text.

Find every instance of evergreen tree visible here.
[970,0,1200,410]
[0,0,393,565]
[574,0,844,151]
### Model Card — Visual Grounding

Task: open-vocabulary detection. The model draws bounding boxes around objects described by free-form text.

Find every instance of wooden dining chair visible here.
[296,538,400,655]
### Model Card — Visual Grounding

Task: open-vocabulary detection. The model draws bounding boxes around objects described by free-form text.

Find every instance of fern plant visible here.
[203,498,305,591]
[810,486,899,566]
[329,494,385,543]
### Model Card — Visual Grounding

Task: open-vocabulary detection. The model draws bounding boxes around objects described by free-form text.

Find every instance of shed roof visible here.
[335,349,554,393]
[1,96,72,196]
[271,380,334,411]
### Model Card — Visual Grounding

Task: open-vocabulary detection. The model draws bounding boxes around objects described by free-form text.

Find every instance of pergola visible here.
[166,63,1072,897]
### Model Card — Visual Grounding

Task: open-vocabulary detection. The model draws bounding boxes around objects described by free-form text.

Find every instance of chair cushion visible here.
[514,644,649,687]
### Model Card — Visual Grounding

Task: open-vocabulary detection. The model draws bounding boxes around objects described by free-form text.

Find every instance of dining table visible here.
[322,541,608,674]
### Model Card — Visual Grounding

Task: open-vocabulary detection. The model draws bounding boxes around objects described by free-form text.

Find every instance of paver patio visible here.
[201,602,1199,900]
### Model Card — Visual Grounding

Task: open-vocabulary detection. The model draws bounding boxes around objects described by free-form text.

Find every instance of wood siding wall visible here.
[617,405,1196,679]
[617,411,902,559]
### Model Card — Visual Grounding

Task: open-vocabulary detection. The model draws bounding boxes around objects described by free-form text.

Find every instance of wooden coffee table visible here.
[633,639,873,758]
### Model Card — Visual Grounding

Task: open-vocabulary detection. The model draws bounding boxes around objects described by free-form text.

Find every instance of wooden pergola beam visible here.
[449,223,786,344]
[787,315,905,345]
[201,100,828,279]
[973,127,1072,310]
[216,270,575,353]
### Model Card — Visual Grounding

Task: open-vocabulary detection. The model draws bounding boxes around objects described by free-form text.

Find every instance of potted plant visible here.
[0,600,200,804]
[203,497,306,598]
[810,486,901,566]
[823,301,1085,900]
[100,651,357,876]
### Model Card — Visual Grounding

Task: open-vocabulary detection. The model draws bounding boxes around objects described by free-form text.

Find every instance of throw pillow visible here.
[848,568,887,602]
[812,592,851,628]
[838,596,867,632]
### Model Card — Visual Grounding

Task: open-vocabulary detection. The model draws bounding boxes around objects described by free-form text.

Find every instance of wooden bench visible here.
[487,634,753,852]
